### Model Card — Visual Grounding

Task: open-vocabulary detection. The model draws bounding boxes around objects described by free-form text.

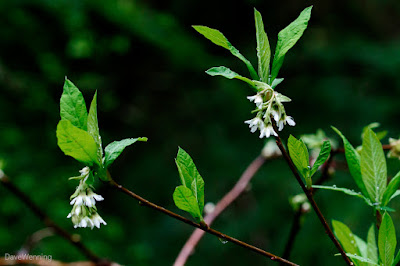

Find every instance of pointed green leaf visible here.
[56,120,99,165]
[378,213,396,266]
[192,25,230,49]
[354,235,368,259]
[382,170,400,206]
[60,78,88,130]
[389,190,400,202]
[254,8,271,83]
[193,25,259,80]
[342,254,378,265]
[271,6,312,82]
[173,185,203,222]
[332,126,368,197]
[361,128,387,203]
[393,249,400,266]
[310,140,331,176]
[87,91,103,162]
[313,185,372,206]
[175,147,205,213]
[367,224,378,265]
[332,220,361,265]
[288,135,310,179]
[104,137,148,168]
[271,78,284,89]
[206,67,256,87]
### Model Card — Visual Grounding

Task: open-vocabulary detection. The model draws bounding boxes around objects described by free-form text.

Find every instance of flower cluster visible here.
[67,167,107,229]
[245,82,295,138]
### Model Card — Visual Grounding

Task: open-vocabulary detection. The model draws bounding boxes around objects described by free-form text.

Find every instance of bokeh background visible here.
[1,0,400,265]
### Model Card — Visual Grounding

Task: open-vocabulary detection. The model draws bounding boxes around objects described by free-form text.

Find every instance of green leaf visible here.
[56,120,99,165]
[313,185,372,206]
[254,8,271,83]
[193,25,259,80]
[275,92,291,102]
[332,220,361,265]
[332,126,368,197]
[271,78,284,89]
[175,147,205,213]
[206,67,256,87]
[87,91,103,162]
[361,128,387,203]
[342,254,378,266]
[60,78,88,130]
[288,135,310,179]
[271,6,312,82]
[382,170,400,206]
[354,235,368,259]
[393,249,400,266]
[104,137,148,168]
[389,190,400,202]
[362,122,387,141]
[378,212,396,266]
[173,185,202,222]
[367,224,378,265]
[310,140,331,176]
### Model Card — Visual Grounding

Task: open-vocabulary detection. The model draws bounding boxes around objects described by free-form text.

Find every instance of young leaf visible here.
[288,135,310,179]
[332,220,361,265]
[56,120,99,165]
[173,185,202,222]
[381,170,400,206]
[367,224,378,265]
[175,147,205,213]
[193,25,259,80]
[87,91,103,162]
[271,78,284,89]
[206,66,256,87]
[378,212,396,266]
[354,235,368,259]
[104,137,148,168]
[313,185,372,207]
[60,78,88,131]
[254,8,271,83]
[332,126,368,197]
[393,249,400,266]
[270,6,312,82]
[342,254,378,265]
[361,128,387,203]
[310,140,331,176]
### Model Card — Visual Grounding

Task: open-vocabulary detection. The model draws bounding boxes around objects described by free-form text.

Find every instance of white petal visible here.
[67,213,72,218]
[286,116,295,126]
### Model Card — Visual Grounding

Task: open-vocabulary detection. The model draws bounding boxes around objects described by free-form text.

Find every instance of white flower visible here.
[91,213,107,229]
[67,167,106,229]
[244,117,263,133]
[277,115,296,131]
[259,124,277,138]
[247,94,263,108]
[272,109,280,122]
[79,166,90,177]
[286,116,296,126]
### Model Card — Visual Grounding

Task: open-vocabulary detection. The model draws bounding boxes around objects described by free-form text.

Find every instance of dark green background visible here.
[1,0,400,265]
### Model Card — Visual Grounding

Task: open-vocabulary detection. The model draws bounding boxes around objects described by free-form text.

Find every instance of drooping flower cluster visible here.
[245,81,295,138]
[67,167,107,229]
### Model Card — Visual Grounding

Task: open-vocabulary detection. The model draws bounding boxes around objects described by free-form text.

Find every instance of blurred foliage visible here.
[1,0,400,265]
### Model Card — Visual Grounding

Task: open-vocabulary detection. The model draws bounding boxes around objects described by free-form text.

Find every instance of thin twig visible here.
[108,178,298,266]
[0,173,102,264]
[273,134,353,266]
[174,155,269,266]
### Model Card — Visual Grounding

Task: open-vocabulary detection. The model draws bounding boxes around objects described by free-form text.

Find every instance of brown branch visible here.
[273,134,353,266]
[174,155,270,265]
[0,257,121,266]
[0,172,103,264]
[108,178,298,266]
